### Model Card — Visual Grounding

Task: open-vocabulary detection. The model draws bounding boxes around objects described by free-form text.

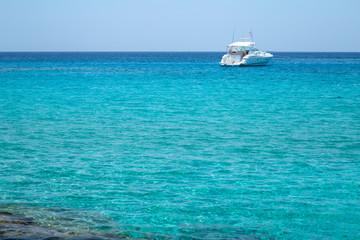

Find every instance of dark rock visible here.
[0,212,122,240]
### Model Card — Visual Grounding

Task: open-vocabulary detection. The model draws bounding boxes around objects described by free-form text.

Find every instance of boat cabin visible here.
[227,42,257,56]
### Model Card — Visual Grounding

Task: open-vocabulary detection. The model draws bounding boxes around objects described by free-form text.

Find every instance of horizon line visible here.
[1,50,360,53]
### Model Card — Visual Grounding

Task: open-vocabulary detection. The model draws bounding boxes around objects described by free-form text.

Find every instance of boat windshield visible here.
[229,46,249,52]
[228,46,250,55]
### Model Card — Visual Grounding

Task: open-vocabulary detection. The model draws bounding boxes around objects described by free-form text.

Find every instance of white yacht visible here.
[220,36,273,66]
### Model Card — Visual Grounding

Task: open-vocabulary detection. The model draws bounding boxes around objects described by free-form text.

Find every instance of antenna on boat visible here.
[249,30,253,42]
[232,29,235,43]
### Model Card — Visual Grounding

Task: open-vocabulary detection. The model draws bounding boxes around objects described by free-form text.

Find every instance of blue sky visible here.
[1,0,359,51]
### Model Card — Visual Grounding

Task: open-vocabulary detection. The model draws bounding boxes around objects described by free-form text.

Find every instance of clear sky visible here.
[1,0,359,52]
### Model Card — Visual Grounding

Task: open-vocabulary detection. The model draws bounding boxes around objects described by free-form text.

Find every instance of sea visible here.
[0,52,359,239]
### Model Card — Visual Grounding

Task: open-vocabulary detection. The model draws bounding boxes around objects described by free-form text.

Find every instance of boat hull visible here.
[220,53,273,67]
[240,56,272,66]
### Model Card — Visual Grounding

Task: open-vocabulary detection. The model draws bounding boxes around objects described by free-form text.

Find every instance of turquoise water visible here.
[0,52,359,239]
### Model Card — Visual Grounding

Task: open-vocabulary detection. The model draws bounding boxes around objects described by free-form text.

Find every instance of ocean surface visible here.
[0,52,359,239]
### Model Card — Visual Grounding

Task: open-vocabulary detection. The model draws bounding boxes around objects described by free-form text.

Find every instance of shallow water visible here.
[0,52,360,239]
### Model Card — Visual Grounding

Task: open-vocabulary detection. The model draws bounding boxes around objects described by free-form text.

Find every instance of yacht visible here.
[220,35,273,66]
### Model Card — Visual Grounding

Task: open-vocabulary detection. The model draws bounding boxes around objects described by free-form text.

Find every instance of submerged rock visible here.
[0,211,121,240]
[0,205,168,240]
